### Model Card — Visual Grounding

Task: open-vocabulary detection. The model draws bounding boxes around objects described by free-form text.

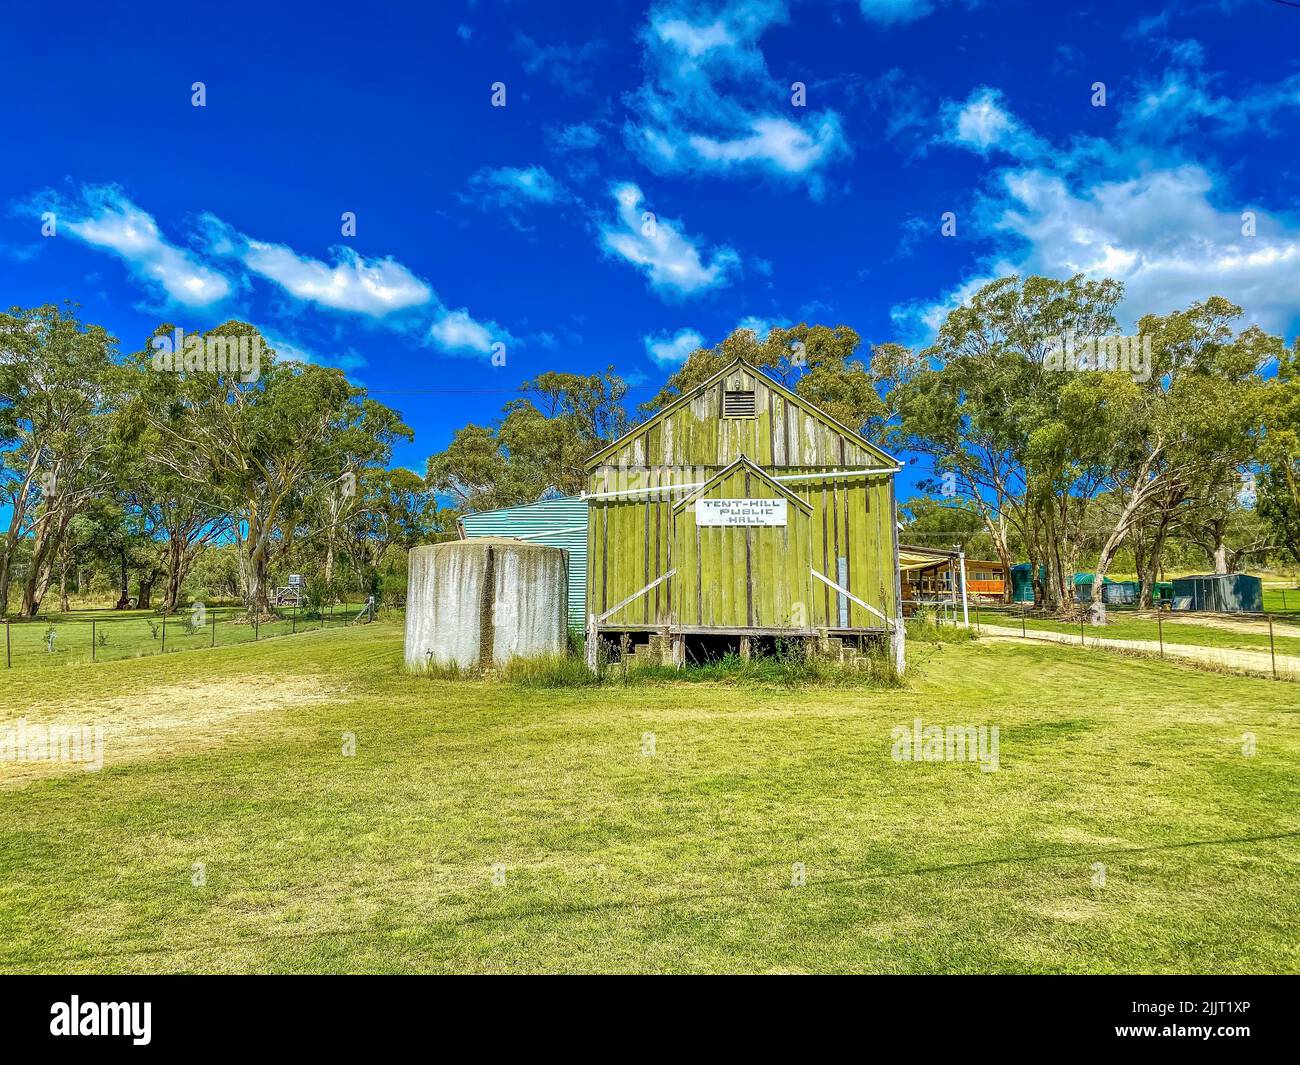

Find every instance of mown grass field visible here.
[1,617,1297,974]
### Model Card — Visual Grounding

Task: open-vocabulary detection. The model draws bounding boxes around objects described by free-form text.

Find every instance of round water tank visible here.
[405,538,568,671]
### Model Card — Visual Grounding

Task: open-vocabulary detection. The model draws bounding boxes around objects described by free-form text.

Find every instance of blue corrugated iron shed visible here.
[459,496,589,631]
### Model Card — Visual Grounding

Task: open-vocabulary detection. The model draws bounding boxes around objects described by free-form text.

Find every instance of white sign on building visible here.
[694,498,787,527]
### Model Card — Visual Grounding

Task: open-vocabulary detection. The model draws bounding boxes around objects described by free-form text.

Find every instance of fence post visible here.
[161,613,166,654]
[292,601,297,634]
[92,619,96,662]
[1021,604,1026,638]
[1079,613,1085,647]
[974,595,981,635]
[211,613,216,647]
[1268,614,1277,680]
[1156,607,1163,659]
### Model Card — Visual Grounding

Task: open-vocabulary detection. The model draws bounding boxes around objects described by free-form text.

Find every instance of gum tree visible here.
[0,304,123,616]
[426,368,628,509]
[897,274,1124,611]
[129,321,411,617]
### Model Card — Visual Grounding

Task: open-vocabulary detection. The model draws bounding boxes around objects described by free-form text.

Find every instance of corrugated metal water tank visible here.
[405,539,568,670]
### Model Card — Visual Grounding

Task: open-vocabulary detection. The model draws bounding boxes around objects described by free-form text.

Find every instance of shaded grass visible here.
[1,620,1297,974]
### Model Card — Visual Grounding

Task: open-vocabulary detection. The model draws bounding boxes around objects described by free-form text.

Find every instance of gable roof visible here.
[584,356,901,469]
[670,455,814,514]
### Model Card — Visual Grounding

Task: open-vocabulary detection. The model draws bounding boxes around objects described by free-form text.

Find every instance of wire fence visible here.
[909,596,1300,682]
[0,598,378,671]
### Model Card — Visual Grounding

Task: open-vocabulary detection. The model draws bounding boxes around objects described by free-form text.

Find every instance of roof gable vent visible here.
[722,389,756,418]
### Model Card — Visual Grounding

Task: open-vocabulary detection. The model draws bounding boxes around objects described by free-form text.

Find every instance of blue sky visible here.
[3,0,1299,500]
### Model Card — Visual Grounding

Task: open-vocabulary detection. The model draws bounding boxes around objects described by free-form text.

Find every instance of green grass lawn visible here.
[978,607,1300,657]
[0,603,368,669]
[1,619,1297,974]
[1263,586,1300,616]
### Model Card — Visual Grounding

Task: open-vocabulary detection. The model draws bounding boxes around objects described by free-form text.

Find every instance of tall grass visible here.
[489,643,901,690]
[499,652,604,688]
[907,609,976,644]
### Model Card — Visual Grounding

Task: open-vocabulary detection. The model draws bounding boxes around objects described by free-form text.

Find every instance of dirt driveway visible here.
[978,623,1300,682]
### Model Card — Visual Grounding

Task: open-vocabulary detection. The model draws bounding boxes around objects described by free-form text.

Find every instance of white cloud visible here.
[625,0,849,196]
[940,87,1047,157]
[903,66,1300,341]
[545,123,602,152]
[735,314,789,340]
[897,164,1300,339]
[655,17,735,55]
[997,166,1300,330]
[644,327,704,365]
[1120,66,1300,142]
[429,307,512,358]
[858,0,936,23]
[47,186,231,307]
[464,165,566,211]
[689,115,846,175]
[25,185,517,357]
[598,182,739,297]
[237,241,432,317]
[516,34,605,94]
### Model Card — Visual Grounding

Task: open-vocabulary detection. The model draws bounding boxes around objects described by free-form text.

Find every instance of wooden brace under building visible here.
[582,357,906,673]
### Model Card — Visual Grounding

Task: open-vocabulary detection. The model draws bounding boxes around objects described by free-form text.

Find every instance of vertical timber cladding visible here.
[586,358,900,634]
[671,458,813,629]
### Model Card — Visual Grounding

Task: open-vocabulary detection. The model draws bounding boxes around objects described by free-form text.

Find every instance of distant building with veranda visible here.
[582,357,905,671]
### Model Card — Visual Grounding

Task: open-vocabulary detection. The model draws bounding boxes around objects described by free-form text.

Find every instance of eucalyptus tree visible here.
[128,321,411,617]
[1101,299,1275,605]
[0,304,124,616]
[426,368,628,510]
[897,274,1124,610]
[1259,338,1300,564]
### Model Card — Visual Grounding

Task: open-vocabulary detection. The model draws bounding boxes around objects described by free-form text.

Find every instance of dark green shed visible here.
[1170,574,1263,613]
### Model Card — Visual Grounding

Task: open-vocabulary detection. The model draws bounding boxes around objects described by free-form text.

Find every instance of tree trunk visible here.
[113,548,131,609]
[163,565,184,613]
[23,506,75,617]
[138,576,155,611]
[1137,520,1170,609]
[161,538,187,613]
[1194,515,1233,574]
[1090,493,1148,612]
[0,463,43,616]
[243,519,273,616]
